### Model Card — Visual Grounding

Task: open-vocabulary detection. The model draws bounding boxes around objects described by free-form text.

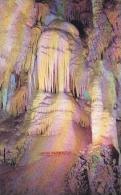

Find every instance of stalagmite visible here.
[26,92,90,136]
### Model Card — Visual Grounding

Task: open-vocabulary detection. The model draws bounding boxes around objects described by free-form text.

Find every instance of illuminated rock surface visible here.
[0,0,121,194]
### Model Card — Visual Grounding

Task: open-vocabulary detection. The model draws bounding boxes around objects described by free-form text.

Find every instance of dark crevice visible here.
[70,20,87,38]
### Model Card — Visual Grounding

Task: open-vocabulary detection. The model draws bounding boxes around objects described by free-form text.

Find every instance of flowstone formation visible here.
[0,0,121,195]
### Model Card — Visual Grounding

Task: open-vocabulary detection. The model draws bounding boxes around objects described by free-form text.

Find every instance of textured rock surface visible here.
[1,145,120,195]
[35,0,93,28]
[66,144,121,195]
[0,1,121,195]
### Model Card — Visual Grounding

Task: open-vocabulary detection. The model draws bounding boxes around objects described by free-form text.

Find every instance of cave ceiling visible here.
[35,0,93,28]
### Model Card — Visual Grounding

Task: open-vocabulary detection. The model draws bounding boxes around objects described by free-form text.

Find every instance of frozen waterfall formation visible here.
[26,20,91,146]
[0,0,120,156]
[26,17,119,154]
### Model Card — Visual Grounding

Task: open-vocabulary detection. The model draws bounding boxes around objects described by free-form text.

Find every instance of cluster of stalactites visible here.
[35,0,93,29]
[65,0,92,26]
[0,0,40,116]
[37,30,70,93]
[37,27,89,99]
[87,13,112,68]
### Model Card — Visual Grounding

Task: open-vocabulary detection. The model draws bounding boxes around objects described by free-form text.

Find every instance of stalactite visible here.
[37,29,71,93]
[25,26,41,101]
[0,0,37,115]
[87,0,112,68]
[7,86,28,116]
[37,18,89,101]
[14,26,32,74]
[7,73,16,101]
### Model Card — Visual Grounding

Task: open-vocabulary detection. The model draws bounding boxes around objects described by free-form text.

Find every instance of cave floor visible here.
[0,99,121,194]
[0,93,91,195]
[0,153,77,195]
[0,126,89,195]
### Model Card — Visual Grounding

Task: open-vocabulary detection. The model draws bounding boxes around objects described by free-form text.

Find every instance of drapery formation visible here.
[25,20,90,136]
[37,20,88,97]
[0,0,41,116]
[37,29,71,93]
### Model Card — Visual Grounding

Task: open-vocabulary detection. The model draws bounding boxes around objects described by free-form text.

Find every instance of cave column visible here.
[89,75,120,193]
[90,71,119,148]
[90,77,103,145]
[89,76,119,194]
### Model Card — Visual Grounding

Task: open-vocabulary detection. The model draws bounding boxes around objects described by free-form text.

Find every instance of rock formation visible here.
[0,0,121,194]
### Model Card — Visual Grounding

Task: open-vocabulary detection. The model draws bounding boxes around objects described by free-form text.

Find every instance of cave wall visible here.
[0,1,121,194]
[0,0,121,140]
[35,0,93,28]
